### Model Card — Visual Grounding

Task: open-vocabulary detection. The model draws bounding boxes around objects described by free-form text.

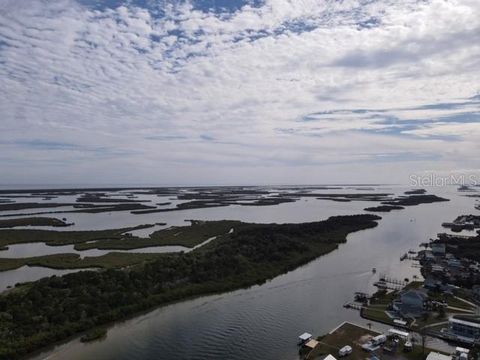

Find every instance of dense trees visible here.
[0,214,380,359]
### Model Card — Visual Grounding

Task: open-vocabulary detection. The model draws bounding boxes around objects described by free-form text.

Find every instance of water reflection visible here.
[0,242,189,258]
[6,185,479,360]
[0,266,95,292]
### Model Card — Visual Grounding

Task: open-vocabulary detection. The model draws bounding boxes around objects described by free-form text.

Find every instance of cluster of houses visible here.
[298,324,472,360]
[374,237,480,345]
[298,327,411,359]
[442,215,480,233]
[391,288,430,319]
[395,236,480,345]
[420,237,480,289]
[299,214,480,359]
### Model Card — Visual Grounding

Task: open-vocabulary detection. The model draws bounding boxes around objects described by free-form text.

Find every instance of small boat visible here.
[372,267,376,273]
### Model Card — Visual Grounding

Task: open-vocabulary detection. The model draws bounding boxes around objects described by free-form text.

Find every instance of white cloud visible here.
[0,0,479,185]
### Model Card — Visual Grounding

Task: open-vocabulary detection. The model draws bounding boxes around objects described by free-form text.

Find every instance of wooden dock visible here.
[379,274,408,287]
[343,302,363,311]
[400,253,418,261]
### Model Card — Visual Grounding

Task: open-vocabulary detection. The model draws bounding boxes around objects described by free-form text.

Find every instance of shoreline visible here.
[0,215,381,360]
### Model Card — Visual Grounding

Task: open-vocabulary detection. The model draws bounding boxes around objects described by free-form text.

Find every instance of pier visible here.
[379,274,408,286]
[374,274,408,290]
[400,252,419,261]
[343,302,363,311]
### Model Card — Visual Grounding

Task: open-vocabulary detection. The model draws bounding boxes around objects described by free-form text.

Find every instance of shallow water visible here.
[0,266,96,292]
[0,242,190,259]
[22,185,479,360]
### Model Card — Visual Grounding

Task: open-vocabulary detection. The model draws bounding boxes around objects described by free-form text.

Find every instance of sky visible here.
[0,0,479,186]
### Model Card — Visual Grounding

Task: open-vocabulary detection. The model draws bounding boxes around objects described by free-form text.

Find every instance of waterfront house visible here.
[447,258,463,268]
[424,250,436,262]
[392,289,428,318]
[431,243,446,256]
[399,289,428,307]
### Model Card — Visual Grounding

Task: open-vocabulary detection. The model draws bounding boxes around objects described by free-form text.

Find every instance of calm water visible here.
[0,242,190,259]
[0,185,477,360]
[0,267,95,292]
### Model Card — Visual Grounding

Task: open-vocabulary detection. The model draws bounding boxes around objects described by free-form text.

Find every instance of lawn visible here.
[362,305,394,324]
[307,322,380,360]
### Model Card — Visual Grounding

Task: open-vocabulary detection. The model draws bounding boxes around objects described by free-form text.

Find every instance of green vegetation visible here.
[0,221,238,255]
[71,203,156,213]
[80,328,107,342]
[0,252,166,272]
[0,203,74,212]
[0,217,71,228]
[362,305,393,324]
[369,288,399,305]
[0,203,156,217]
[427,291,476,311]
[383,194,449,206]
[313,193,392,201]
[364,205,405,212]
[0,224,153,251]
[308,322,379,360]
[76,193,149,203]
[132,201,229,214]
[0,214,380,359]
[405,189,427,195]
[0,187,140,195]
[308,321,442,360]
[362,283,421,324]
[361,288,397,324]
[75,220,239,250]
[440,235,480,262]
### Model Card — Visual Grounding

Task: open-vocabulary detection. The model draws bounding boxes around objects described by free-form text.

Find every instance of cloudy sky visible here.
[0,0,479,186]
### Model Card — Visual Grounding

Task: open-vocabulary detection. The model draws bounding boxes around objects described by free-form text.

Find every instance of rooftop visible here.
[299,332,313,341]
[305,339,319,349]
[450,316,480,328]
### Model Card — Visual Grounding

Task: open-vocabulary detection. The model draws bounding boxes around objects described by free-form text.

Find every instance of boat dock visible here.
[373,274,408,290]
[343,302,363,311]
[400,253,418,261]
